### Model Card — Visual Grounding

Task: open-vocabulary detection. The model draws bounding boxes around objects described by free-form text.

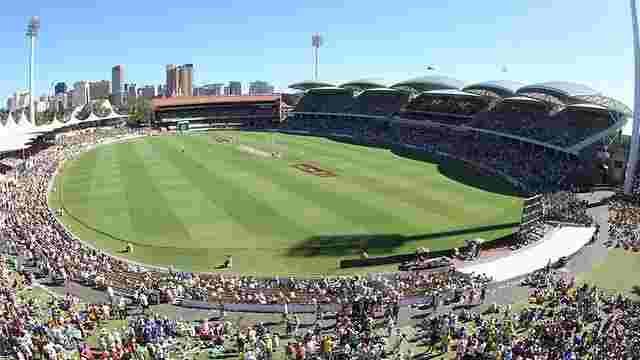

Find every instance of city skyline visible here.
[0,1,635,114]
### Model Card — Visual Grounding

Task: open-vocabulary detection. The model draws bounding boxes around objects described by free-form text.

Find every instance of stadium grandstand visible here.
[292,87,354,114]
[400,89,489,125]
[350,88,409,116]
[152,95,284,130]
[284,76,632,188]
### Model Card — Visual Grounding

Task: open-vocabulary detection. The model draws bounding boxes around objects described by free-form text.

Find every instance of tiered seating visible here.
[470,102,614,148]
[350,90,409,116]
[293,90,354,114]
[400,93,488,126]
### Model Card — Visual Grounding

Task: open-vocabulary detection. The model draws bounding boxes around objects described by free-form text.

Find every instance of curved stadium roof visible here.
[463,80,525,97]
[356,88,403,96]
[501,96,544,104]
[420,89,480,97]
[339,79,388,90]
[289,80,336,91]
[517,81,599,98]
[306,86,353,95]
[391,75,465,92]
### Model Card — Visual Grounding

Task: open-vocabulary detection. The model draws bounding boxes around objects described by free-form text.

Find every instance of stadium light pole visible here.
[26,16,40,125]
[625,0,640,194]
[312,34,323,81]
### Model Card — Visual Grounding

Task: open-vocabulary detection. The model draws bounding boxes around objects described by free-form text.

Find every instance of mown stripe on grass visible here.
[247,132,520,223]
[59,149,102,233]
[189,134,424,235]
[137,138,256,248]
[152,136,314,249]
[179,136,366,241]
[81,146,137,245]
[115,141,193,247]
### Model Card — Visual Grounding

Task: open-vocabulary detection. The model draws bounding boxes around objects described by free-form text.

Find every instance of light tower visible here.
[312,34,323,81]
[625,0,640,194]
[26,16,40,124]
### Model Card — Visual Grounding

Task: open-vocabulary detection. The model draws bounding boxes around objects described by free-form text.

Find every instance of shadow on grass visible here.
[287,222,519,257]
[632,285,640,297]
[391,147,524,198]
[275,131,525,197]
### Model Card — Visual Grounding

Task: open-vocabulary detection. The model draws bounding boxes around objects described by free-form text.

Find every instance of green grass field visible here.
[49,131,523,275]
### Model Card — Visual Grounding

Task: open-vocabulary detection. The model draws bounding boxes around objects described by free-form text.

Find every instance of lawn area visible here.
[577,249,640,297]
[49,131,522,275]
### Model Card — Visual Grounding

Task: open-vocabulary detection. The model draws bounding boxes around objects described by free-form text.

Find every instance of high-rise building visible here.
[127,83,137,101]
[89,80,111,100]
[178,64,193,96]
[197,83,224,96]
[72,81,90,107]
[157,85,166,97]
[166,64,194,97]
[224,81,242,96]
[65,91,74,109]
[14,90,30,110]
[248,81,275,96]
[141,85,156,99]
[36,96,49,113]
[111,65,124,106]
[53,93,68,112]
[166,64,179,97]
[54,82,67,96]
[6,97,16,112]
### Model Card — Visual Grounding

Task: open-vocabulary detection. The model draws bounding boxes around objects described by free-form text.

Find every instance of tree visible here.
[35,110,55,125]
[127,98,152,126]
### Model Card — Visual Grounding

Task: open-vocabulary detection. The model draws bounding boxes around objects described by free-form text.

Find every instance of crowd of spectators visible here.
[399,95,486,126]
[607,200,640,251]
[350,92,408,117]
[470,103,614,148]
[419,268,640,360]
[542,192,593,226]
[286,113,587,195]
[291,92,616,151]
[0,126,491,314]
[395,124,585,194]
[0,120,624,359]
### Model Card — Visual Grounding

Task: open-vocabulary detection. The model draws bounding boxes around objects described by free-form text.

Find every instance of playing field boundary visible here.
[49,130,524,276]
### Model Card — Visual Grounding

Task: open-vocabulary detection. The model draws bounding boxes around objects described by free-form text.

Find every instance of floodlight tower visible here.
[625,0,640,194]
[312,34,323,81]
[26,16,40,125]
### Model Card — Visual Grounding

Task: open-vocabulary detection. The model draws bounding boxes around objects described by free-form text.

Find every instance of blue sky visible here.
[0,1,635,121]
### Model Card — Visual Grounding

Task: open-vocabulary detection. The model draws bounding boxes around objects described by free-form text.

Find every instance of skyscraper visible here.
[198,83,224,96]
[141,85,156,99]
[249,81,275,95]
[166,64,179,97]
[72,81,90,107]
[89,80,111,100]
[127,83,137,101]
[178,64,193,96]
[224,81,242,96]
[166,64,194,97]
[54,82,67,96]
[111,65,124,106]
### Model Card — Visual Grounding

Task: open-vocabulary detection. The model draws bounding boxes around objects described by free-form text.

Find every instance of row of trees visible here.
[126,98,152,126]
